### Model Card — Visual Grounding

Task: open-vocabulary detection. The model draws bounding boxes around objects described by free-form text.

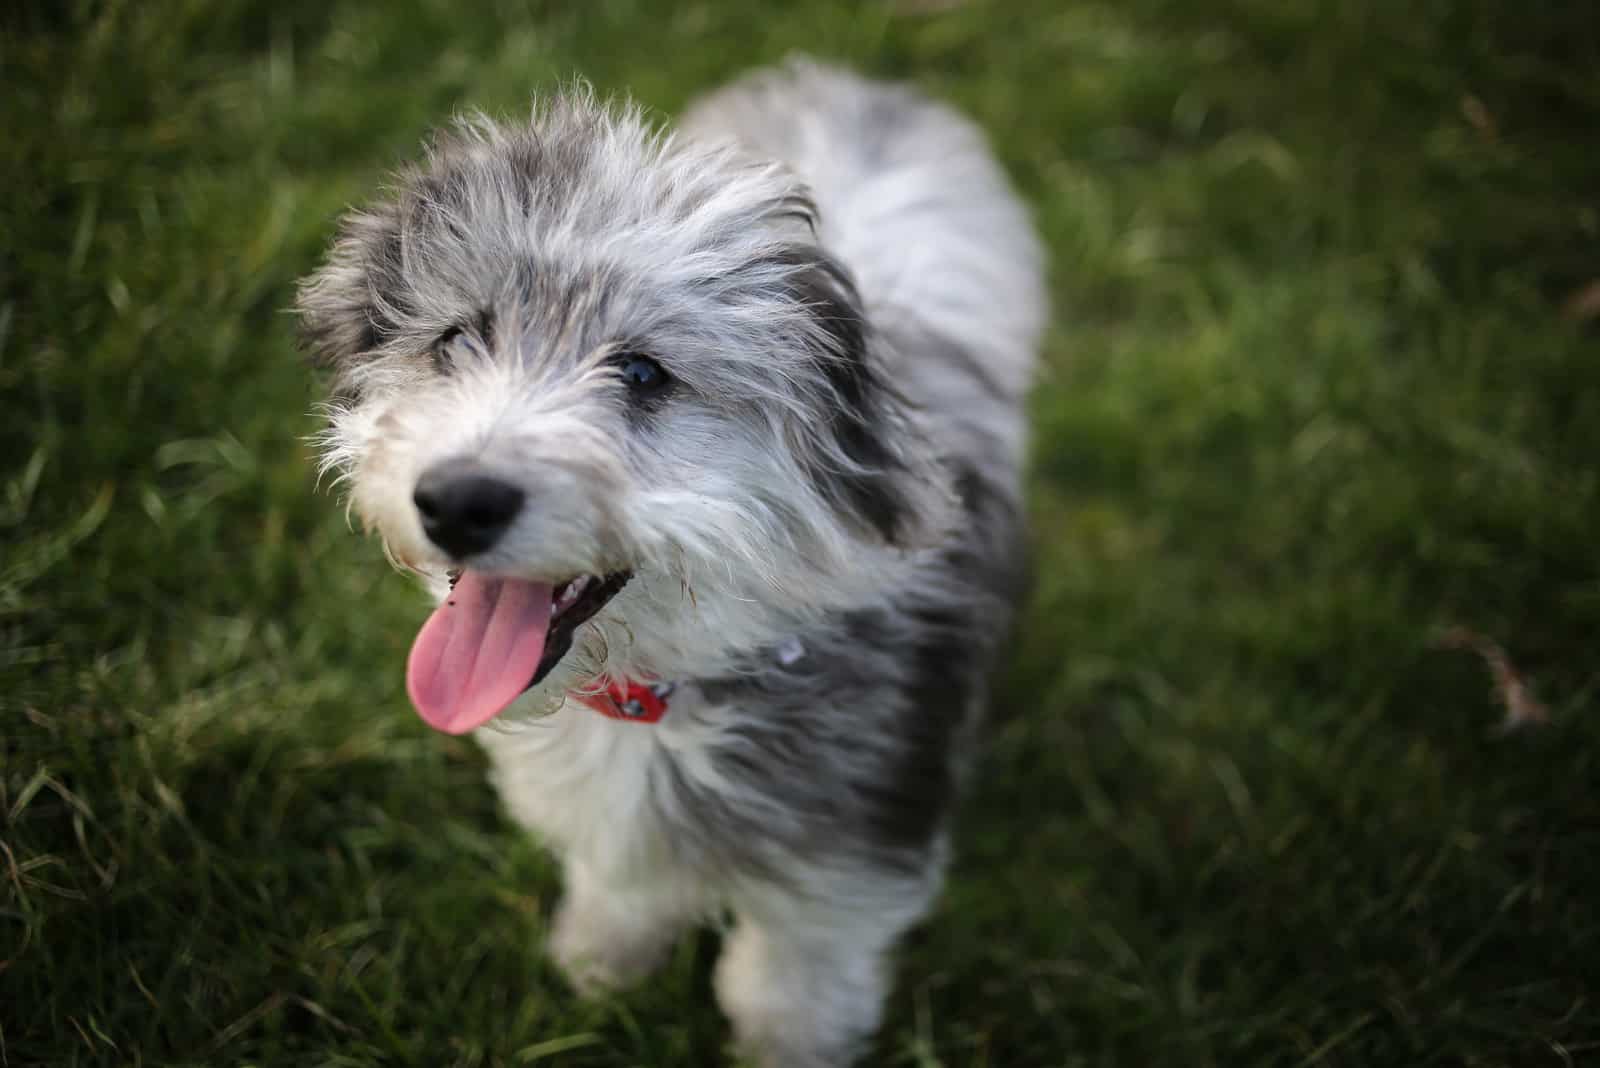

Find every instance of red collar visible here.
[572,636,805,724]
[571,678,675,723]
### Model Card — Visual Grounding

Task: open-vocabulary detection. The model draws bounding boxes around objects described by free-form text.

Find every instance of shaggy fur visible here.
[297,58,1045,1067]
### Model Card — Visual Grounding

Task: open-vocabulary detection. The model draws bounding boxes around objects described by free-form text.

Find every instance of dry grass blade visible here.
[1434,626,1552,731]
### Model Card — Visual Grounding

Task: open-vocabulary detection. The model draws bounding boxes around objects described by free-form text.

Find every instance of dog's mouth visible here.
[404,568,631,734]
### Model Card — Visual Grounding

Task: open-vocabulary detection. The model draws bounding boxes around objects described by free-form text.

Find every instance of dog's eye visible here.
[616,353,670,397]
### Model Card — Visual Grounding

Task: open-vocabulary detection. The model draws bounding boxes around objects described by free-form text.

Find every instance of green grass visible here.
[5,0,1599,1064]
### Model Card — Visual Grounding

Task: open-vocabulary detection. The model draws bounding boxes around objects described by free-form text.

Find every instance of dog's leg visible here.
[716,861,943,1068]
[549,857,697,994]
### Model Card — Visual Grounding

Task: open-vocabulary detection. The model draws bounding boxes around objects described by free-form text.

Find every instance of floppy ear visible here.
[295,201,408,399]
[775,245,954,548]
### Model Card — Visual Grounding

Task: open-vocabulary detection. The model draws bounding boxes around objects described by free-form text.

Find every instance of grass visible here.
[4,0,1599,1064]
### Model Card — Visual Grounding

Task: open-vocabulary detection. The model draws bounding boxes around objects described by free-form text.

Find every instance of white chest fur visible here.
[474,687,734,887]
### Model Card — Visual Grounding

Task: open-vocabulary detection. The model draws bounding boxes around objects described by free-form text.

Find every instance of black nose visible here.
[413,460,525,558]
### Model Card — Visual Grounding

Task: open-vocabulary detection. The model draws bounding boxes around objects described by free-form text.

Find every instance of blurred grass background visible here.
[4,0,1599,1064]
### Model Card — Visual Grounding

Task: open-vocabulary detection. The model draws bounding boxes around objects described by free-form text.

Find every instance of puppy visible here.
[297,58,1045,1068]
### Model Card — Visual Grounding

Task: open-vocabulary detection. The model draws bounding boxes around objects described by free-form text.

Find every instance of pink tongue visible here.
[406,571,553,734]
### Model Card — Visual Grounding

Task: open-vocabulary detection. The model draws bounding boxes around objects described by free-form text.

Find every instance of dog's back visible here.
[681,58,1047,470]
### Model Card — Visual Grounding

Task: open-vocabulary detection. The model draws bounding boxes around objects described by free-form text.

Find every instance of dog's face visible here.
[297,93,950,731]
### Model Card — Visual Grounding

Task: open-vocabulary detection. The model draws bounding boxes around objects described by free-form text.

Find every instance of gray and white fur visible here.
[297,58,1045,1067]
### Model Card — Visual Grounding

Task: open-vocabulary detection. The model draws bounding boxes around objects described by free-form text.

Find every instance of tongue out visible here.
[406,571,552,734]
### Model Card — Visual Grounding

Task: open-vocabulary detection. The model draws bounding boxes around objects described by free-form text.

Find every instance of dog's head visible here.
[296,90,952,732]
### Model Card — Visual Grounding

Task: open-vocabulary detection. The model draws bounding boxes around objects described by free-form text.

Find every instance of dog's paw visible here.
[547,896,674,995]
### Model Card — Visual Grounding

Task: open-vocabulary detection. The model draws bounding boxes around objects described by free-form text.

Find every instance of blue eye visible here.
[617,353,670,396]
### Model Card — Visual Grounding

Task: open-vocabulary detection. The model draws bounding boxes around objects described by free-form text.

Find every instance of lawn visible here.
[4,0,1599,1065]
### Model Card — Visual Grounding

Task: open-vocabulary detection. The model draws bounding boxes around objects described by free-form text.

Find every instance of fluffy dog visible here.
[297,58,1045,1067]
